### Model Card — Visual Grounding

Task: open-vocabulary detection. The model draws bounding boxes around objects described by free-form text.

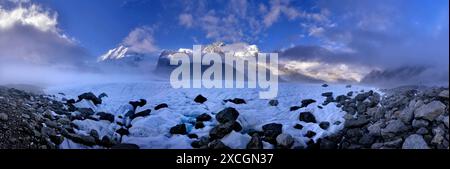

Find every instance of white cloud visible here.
[122,26,159,53]
[0,4,58,32]
[178,13,193,28]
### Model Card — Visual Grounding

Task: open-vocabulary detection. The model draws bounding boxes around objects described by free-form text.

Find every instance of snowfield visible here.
[45,81,379,149]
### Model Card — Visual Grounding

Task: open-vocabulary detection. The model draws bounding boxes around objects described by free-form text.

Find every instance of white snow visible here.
[46,81,379,149]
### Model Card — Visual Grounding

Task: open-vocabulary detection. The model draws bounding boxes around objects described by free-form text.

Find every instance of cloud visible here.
[178,13,193,28]
[0,3,90,67]
[122,26,159,54]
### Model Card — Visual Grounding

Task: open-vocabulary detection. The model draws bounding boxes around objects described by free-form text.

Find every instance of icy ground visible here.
[45,81,379,149]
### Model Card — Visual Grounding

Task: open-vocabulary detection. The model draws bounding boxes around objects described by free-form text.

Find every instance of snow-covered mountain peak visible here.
[98,45,130,61]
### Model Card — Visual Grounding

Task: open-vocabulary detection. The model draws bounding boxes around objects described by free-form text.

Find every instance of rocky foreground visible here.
[0,85,448,149]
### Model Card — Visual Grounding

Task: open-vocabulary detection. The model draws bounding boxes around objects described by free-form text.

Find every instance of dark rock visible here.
[300,99,316,108]
[293,124,303,130]
[412,119,429,128]
[111,143,140,149]
[77,108,95,116]
[268,100,279,106]
[299,112,316,123]
[262,123,283,144]
[231,121,242,132]
[347,91,353,97]
[247,134,263,149]
[67,134,96,146]
[304,131,316,138]
[116,128,129,136]
[321,92,333,97]
[209,122,234,139]
[96,112,115,123]
[196,113,212,122]
[77,92,102,105]
[322,84,329,87]
[154,103,168,110]
[129,99,147,110]
[319,122,330,130]
[195,121,205,129]
[100,136,114,147]
[188,133,198,139]
[208,140,230,149]
[98,93,108,99]
[130,109,151,119]
[358,135,375,145]
[414,101,446,121]
[216,107,239,124]
[194,95,207,103]
[344,116,370,128]
[224,98,246,104]
[290,106,301,111]
[170,124,187,135]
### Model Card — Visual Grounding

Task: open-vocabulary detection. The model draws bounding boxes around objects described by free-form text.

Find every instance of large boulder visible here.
[414,101,446,121]
[216,107,239,124]
[344,116,370,128]
[170,124,187,135]
[381,120,409,138]
[402,134,430,149]
[300,99,316,108]
[276,133,294,148]
[223,98,246,104]
[246,134,263,149]
[209,122,234,139]
[196,113,212,122]
[77,92,102,105]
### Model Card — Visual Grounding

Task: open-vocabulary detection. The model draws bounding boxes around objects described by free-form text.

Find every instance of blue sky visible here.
[1,0,448,64]
[27,0,446,57]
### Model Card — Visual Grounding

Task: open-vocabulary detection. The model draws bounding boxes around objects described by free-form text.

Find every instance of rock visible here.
[195,121,205,129]
[300,99,316,108]
[359,135,375,145]
[208,140,229,149]
[130,109,151,119]
[154,103,168,110]
[111,143,140,149]
[319,122,330,130]
[77,92,102,105]
[346,85,352,88]
[194,95,207,103]
[368,121,384,136]
[96,112,115,123]
[98,93,108,99]
[89,129,99,140]
[382,120,409,137]
[431,127,445,145]
[68,134,96,146]
[216,107,239,124]
[56,118,71,126]
[304,131,316,138]
[319,138,338,149]
[209,122,234,139]
[355,93,368,102]
[0,113,9,121]
[262,123,283,144]
[268,100,279,106]
[231,121,242,132]
[438,90,449,99]
[442,116,449,128]
[299,112,316,123]
[397,108,414,124]
[344,116,370,128]
[293,124,303,130]
[402,134,430,149]
[77,108,95,116]
[276,134,294,148]
[170,124,187,135]
[50,135,64,145]
[224,98,246,104]
[414,101,446,121]
[321,92,333,97]
[100,136,114,147]
[44,119,58,128]
[129,99,147,110]
[416,127,429,135]
[188,134,198,139]
[322,84,329,87]
[116,128,130,136]
[382,138,403,148]
[412,119,429,128]
[290,106,301,111]
[196,113,212,122]
[347,91,353,97]
[246,134,263,149]
[356,102,367,113]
